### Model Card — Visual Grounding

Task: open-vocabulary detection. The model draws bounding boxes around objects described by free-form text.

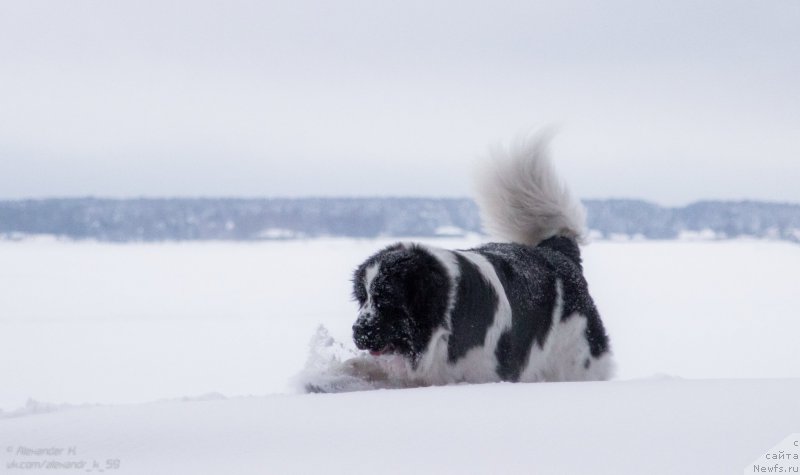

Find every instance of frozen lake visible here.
[1,237,799,411]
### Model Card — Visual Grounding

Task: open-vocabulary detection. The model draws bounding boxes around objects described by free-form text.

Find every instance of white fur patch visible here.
[355,262,380,325]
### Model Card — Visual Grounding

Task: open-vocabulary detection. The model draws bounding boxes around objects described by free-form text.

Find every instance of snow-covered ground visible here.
[1,238,799,474]
[3,378,799,474]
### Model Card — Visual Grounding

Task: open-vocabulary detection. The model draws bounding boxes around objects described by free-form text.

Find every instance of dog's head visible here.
[351,243,450,364]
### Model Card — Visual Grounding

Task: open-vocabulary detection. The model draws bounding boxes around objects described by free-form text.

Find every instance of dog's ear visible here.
[402,246,450,330]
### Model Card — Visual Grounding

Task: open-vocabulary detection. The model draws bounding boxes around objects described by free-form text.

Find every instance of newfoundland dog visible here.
[349,137,612,385]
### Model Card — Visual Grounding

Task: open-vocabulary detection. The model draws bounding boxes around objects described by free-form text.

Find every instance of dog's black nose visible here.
[352,323,369,349]
[353,335,369,350]
[352,322,380,350]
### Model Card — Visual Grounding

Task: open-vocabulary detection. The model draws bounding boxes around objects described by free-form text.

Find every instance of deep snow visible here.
[2,379,799,474]
[1,238,799,474]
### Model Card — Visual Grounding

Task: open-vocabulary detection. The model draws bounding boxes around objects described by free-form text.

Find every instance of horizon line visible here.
[1,196,800,208]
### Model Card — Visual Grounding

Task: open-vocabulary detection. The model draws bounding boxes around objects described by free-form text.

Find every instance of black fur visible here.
[537,237,609,357]
[446,253,498,363]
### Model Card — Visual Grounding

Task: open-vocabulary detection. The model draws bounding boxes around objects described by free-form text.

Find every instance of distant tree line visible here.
[0,198,798,243]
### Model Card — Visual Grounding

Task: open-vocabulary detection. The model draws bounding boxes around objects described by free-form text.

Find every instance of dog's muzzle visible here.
[352,315,395,356]
[352,317,378,349]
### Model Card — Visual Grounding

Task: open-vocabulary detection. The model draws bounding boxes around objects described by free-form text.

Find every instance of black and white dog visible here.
[351,138,612,384]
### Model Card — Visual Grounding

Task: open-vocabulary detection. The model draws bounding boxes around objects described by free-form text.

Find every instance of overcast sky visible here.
[1,0,798,205]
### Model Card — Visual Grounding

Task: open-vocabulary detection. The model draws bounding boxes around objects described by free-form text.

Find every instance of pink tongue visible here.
[369,350,383,356]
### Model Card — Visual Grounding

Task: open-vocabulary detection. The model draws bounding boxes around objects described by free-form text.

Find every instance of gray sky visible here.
[1,0,798,205]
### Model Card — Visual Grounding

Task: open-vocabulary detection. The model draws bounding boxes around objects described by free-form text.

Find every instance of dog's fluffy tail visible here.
[475,135,586,246]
